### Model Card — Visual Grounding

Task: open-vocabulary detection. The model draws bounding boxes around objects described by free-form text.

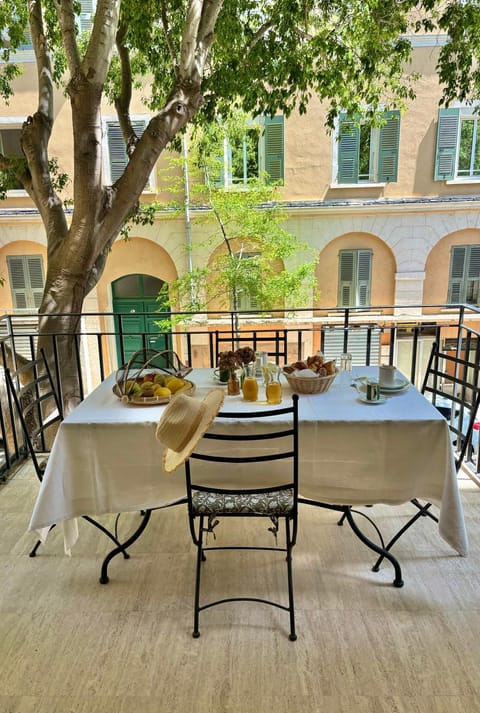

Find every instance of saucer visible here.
[379,378,409,393]
[359,395,386,405]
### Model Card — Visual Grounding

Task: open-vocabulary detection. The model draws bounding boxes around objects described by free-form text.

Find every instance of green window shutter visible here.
[7,255,44,310]
[262,116,284,183]
[338,250,355,306]
[466,245,480,304]
[434,108,459,181]
[107,119,147,184]
[236,290,260,312]
[338,249,372,307]
[357,250,372,306]
[377,111,400,183]
[338,114,360,184]
[447,246,467,303]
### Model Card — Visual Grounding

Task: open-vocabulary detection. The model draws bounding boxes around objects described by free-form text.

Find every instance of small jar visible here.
[227,370,240,395]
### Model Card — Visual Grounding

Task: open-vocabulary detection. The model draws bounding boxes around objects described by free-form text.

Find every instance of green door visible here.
[112,274,171,366]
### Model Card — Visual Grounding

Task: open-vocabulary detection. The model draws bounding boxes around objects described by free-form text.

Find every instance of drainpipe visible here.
[182,134,194,302]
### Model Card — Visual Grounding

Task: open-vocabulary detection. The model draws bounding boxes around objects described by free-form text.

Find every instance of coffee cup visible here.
[214,368,230,383]
[365,379,380,401]
[379,365,396,388]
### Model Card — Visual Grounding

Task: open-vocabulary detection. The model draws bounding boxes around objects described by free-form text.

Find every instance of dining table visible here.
[28,366,467,586]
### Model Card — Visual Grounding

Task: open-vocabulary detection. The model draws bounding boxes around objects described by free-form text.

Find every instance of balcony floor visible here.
[1,462,480,713]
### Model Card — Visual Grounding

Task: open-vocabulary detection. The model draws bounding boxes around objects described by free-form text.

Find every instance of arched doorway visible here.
[112,274,171,365]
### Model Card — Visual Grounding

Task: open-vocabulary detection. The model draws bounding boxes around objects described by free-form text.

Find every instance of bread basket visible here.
[283,369,338,394]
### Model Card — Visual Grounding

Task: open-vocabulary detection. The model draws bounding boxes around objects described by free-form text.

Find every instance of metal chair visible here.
[213,329,288,366]
[185,394,299,640]
[372,340,480,571]
[5,350,128,558]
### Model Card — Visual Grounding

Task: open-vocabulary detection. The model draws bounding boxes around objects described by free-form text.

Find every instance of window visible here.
[336,111,400,184]
[104,118,154,190]
[435,108,480,181]
[78,0,96,34]
[338,249,372,307]
[7,255,45,310]
[215,116,284,187]
[0,125,24,191]
[447,245,480,305]
[231,252,261,312]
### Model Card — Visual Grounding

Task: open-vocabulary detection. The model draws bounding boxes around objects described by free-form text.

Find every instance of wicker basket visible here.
[283,369,338,394]
[113,348,194,405]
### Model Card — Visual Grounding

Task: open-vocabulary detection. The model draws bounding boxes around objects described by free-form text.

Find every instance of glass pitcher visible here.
[242,364,259,402]
[265,367,282,405]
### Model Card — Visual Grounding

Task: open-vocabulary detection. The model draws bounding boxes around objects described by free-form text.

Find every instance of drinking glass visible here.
[339,352,352,385]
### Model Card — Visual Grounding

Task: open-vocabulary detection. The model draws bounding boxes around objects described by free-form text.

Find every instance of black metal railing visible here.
[1,303,479,483]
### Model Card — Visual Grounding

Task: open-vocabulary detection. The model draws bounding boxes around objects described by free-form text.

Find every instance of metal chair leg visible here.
[285,516,297,641]
[192,515,205,638]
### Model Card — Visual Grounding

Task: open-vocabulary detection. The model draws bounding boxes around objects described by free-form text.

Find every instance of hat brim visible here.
[161,388,225,473]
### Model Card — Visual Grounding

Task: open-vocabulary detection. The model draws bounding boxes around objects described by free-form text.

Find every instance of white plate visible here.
[379,379,410,393]
[359,395,386,405]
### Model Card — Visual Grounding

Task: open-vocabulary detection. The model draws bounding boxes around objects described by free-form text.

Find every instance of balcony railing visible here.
[1,303,479,484]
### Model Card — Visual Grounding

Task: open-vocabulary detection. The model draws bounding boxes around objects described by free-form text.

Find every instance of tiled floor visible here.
[1,462,480,713]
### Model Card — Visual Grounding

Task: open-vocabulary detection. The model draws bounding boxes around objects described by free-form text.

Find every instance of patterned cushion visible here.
[191,488,294,516]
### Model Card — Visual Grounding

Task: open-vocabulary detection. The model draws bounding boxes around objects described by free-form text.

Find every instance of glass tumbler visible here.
[339,352,353,384]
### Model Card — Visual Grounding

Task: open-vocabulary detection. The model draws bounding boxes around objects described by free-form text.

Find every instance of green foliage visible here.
[437,1,480,106]
[159,112,318,322]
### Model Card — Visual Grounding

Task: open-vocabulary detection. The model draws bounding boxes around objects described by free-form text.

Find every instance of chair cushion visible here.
[191,488,294,516]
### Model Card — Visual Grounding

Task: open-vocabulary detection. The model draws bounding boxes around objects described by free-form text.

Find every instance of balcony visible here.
[1,302,479,484]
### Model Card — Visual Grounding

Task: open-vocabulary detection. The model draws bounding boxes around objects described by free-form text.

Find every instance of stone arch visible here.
[423,228,480,309]
[315,232,396,309]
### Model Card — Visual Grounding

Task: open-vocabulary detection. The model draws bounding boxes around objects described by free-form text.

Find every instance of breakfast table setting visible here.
[28,348,467,585]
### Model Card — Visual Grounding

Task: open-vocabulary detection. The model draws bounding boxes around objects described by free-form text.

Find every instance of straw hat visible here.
[156,389,225,473]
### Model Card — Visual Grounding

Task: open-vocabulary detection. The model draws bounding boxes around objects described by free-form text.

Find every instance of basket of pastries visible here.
[283,354,337,394]
[113,349,195,405]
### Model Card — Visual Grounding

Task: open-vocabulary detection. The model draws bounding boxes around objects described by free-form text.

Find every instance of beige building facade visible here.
[1,33,480,371]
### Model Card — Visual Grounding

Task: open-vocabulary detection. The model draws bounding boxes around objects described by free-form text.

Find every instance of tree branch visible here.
[25,2,67,246]
[53,0,80,75]
[161,0,179,74]
[114,18,136,154]
[82,0,119,86]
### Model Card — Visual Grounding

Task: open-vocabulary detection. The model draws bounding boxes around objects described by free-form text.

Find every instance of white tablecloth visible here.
[29,368,467,556]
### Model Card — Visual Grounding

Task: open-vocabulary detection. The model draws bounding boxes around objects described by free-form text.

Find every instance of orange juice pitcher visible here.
[264,365,282,404]
[242,364,258,402]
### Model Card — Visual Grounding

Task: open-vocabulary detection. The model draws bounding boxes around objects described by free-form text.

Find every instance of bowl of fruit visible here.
[113,349,194,405]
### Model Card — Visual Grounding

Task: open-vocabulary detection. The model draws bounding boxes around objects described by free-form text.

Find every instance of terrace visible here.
[0,303,480,712]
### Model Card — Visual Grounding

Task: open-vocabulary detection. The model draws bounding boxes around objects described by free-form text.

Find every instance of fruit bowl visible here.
[113,349,194,405]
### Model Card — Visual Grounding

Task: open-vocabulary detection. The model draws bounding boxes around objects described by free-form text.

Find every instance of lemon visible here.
[165,376,185,393]
[154,385,171,398]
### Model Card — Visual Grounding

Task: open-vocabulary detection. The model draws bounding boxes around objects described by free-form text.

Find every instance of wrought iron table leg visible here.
[100,509,152,584]
[372,499,437,572]
[30,517,130,559]
[299,498,404,588]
